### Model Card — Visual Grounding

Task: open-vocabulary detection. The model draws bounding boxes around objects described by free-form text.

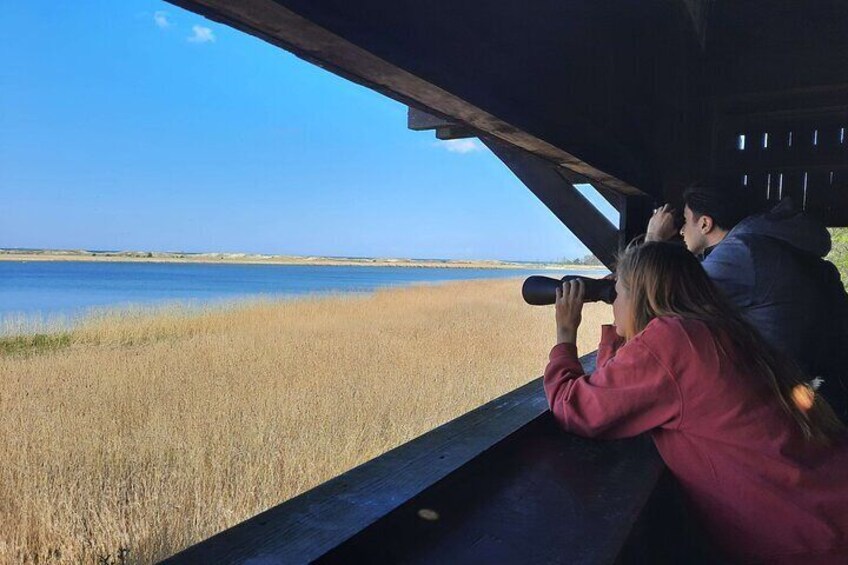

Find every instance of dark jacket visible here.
[702,200,848,422]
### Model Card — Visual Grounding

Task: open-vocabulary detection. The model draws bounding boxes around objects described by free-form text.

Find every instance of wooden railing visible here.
[163,352,679,564]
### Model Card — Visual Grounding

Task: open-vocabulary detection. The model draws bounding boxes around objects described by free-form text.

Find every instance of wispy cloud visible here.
[153,11,171,29]
[437,139,483,154]
[187,25,215,43]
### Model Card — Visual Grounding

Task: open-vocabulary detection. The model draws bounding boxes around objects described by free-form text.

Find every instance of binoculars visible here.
[522,275,616,305]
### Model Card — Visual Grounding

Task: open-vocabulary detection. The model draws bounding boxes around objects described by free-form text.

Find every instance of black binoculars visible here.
[522,275,616,305]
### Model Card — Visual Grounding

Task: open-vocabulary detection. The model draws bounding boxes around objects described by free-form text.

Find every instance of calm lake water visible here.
[0,261,602,329]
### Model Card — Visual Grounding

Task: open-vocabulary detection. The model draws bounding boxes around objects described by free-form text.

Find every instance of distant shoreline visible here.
[0,249,605,271]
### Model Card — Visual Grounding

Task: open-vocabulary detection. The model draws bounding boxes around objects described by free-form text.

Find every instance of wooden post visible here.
[483,137,620,269]
[619,195,656,251]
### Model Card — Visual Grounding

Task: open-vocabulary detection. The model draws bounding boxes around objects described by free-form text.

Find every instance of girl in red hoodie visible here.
[544,242,848,564]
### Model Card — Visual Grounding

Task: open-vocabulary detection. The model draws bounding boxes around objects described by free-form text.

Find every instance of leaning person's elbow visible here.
[547,390,609,438]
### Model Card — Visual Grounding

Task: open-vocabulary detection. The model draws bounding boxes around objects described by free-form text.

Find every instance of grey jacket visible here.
[703,199,848,420]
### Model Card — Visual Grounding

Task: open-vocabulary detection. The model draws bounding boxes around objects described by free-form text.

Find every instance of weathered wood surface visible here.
[318,419,663,565]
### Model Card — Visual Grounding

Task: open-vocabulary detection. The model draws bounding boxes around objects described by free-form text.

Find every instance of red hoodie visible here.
[544,317,848,564]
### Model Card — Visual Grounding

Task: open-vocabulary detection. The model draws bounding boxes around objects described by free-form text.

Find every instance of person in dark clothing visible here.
[647,189,848,423]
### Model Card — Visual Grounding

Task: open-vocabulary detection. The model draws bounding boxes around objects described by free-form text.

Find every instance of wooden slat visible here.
[714,104,848,224]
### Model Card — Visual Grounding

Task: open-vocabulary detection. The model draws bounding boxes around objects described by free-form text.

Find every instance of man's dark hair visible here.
[682,184,747,231]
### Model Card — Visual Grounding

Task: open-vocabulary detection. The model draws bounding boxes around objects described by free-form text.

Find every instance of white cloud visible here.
[437,139,483,154]
[187,25,216,43]
[153,11,171,29]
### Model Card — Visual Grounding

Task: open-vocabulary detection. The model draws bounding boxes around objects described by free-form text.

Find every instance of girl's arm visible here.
[544,333,682,439]
[596,324,625,367]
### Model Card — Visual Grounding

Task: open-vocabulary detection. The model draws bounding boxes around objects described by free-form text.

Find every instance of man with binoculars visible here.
[645,186,848,424]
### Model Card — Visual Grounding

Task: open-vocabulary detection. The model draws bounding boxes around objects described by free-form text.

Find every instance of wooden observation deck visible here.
[160,1,848,562]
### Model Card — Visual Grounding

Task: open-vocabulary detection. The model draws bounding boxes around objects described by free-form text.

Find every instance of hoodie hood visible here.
[730,198,832,257]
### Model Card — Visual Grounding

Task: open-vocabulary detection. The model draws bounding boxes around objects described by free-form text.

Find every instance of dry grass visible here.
[0,278,612,564]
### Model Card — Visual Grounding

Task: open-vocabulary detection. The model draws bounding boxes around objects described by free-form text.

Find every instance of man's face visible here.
[680,205,710,256]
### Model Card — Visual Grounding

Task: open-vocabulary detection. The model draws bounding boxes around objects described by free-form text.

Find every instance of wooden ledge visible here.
[163,352,667,563]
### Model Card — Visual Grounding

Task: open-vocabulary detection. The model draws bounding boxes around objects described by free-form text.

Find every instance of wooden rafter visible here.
[165,0,657,197]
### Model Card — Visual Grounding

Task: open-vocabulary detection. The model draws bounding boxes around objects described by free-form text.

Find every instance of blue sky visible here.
[0,1,617,262]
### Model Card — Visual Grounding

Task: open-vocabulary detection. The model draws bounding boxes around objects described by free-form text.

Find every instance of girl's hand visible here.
[555,279,584,345]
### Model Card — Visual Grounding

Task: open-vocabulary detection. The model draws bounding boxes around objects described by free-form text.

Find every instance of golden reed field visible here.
[0,278,612,564]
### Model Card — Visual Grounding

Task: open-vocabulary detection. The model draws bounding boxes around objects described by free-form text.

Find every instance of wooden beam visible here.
[434,125,475,140]
[165,0,650,197]
[482,138,619,269]
[590,182,625,212]
[409,107,623,207]
[407,106,456,131]
[555,167,625,212]
[619,195,656,250]
[320,418,668,563]
[407,107,476,140]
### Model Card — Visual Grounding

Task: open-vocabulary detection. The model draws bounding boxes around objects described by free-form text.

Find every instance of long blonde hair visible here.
[617,241,844,444]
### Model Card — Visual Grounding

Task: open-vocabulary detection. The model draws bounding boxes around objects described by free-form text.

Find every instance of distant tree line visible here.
[564,253,603,266]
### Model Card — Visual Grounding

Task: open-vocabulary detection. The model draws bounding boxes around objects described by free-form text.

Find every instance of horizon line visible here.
[0,247,600,265]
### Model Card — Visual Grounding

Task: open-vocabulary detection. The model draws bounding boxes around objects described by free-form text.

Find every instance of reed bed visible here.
[0,278,612,564]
